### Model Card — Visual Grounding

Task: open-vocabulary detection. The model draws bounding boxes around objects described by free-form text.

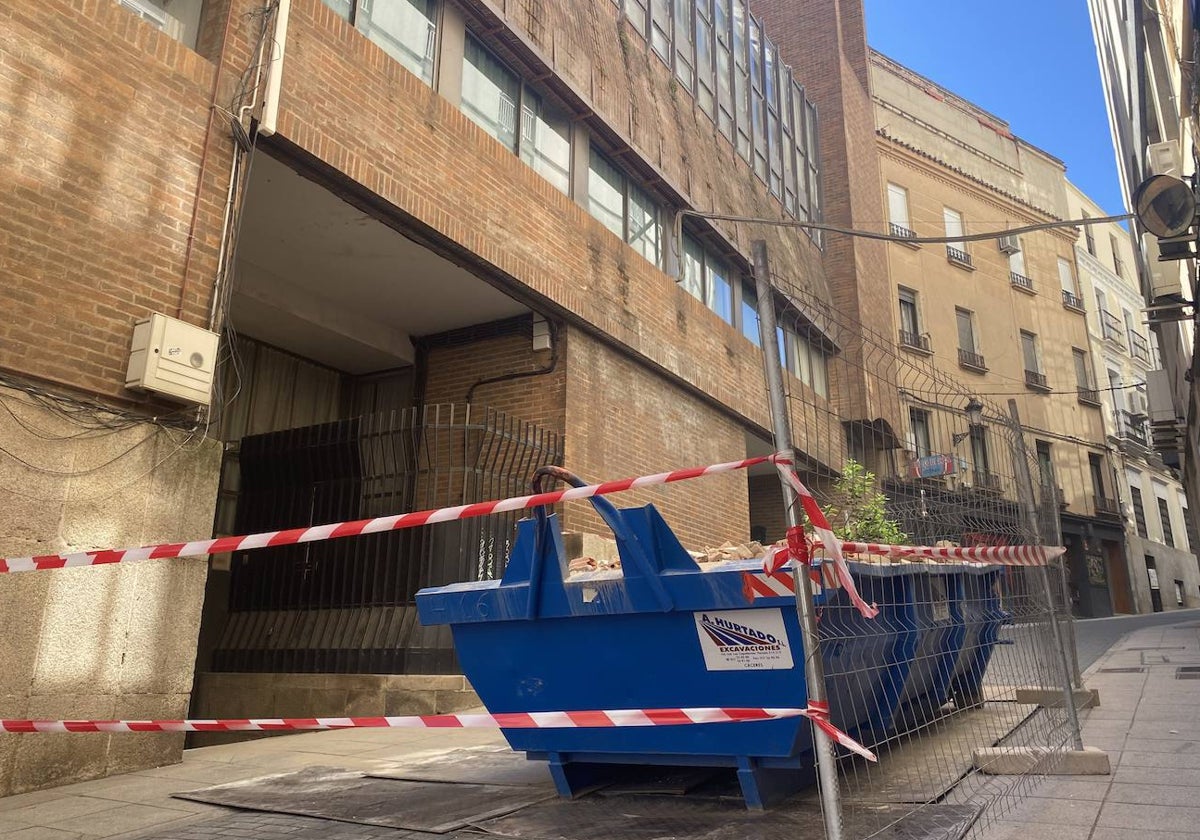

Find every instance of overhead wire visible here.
[683,209,1134,245]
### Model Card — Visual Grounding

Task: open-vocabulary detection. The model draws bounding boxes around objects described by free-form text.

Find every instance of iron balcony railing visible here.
[958,348,986,371]
[899,329,931,353]
[1009,271,1034,292]
[1076,387,1101,406]
[946,245,972,266]
[1117,409,1149,446]
[1024,369,1050,390]
[1061,289,1085,311]
[973,471,1004,493]
[1130,329,1151,363]
[890,222,917,241]
[1100,310,1126,346]
[1093,495,1121,518]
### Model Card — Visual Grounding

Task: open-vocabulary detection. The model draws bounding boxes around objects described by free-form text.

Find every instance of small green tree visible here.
[823,459,908,545]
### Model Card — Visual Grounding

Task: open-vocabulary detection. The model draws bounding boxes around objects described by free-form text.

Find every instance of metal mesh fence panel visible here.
[771,274,1080,839]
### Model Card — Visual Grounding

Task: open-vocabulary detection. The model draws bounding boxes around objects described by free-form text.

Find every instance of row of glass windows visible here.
[325,0,820,232]
[612,0,821,227]
[678,241,829,397]
[322,0,830,396]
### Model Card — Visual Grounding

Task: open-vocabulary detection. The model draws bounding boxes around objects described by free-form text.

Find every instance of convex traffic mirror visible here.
[1134,174,1197,238]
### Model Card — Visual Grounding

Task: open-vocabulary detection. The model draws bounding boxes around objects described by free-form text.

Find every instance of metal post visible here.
[752,240,844,840]
[1006,400,1085,752]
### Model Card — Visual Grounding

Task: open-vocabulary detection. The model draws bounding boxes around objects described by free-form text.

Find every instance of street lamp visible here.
[952,397,985,445]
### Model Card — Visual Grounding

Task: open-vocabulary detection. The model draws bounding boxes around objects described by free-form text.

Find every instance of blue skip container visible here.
[417,480,1000,808]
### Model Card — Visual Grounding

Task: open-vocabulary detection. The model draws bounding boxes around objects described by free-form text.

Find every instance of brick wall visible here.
[420,318,566,435]
[560,327,750,551]
[264,0,837,460]
[751,0,900,432]
[0,0,236,401]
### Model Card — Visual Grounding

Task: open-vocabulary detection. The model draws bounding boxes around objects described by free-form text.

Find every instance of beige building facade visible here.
[1068,183,1200,612]
[872,52,1127,617]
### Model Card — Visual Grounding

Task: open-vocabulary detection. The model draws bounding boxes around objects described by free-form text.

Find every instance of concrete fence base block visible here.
[973,746,1111,776]
[1015,687,1100,708]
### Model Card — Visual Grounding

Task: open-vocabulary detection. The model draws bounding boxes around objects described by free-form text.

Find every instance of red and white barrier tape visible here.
[0,706,876,759]
[816,541,1063,566]
[769,459,879,619]
[0,707,796,733]
[807,700,876,761]
[0,454,782,574]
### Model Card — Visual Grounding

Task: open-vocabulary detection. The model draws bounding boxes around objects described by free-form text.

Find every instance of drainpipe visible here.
[259,0,291,138]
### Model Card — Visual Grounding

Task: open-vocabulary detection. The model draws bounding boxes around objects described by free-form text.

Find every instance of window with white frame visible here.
[943,207,965,253]
[1008,237,1027,277]
[887,183,913,237]
[1058,257,1078,295]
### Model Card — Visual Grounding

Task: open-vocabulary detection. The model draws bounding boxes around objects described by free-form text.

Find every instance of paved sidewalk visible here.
[977,616,1200,840]
[0,727,505,839]
[2,617,1199,839]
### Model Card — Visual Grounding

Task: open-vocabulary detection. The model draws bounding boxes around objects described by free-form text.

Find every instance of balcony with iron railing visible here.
[1093,495,1121,518]
[899,329,932,354]
[1100,310,1126,347]
[1116,409,1149,447]
[1130,329,1151,363]
[972,471,1004,493]
[890,222,918,244]
[1061,289,1085,312]
[946,245,973,268]
[958,348,986,372]
[1009,271,1035,293]
[1076,387,1101,407]
[1024,369,1050,391]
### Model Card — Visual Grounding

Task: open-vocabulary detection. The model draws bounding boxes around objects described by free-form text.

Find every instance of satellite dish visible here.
[1133,174,1196,238]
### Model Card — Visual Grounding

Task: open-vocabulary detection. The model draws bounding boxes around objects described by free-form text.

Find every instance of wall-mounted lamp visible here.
[951,397,986,446]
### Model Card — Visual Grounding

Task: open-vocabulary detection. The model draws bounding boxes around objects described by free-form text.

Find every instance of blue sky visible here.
[863,0,1124,215]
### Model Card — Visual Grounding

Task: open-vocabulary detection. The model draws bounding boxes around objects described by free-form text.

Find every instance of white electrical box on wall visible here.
[125,313,219,406]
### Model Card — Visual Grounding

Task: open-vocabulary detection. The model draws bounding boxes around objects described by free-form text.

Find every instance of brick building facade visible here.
[1,0,900,791]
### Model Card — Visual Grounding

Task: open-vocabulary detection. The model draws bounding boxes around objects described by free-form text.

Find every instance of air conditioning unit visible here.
[1145,368,1177,424]
[1144,232,1190,298]
[997,233,1020,254]
[1147,140,1181,177]
[116,0,184,40]
[126,313,219,406]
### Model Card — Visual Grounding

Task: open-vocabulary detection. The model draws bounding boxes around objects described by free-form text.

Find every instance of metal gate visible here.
[211,404,562,674]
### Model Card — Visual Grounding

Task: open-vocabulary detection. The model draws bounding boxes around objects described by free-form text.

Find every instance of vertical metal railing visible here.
[212,404,562,674]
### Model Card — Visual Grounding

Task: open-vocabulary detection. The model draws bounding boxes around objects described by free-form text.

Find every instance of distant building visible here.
[869,51,1126,617]
[1068,183,1199,612]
